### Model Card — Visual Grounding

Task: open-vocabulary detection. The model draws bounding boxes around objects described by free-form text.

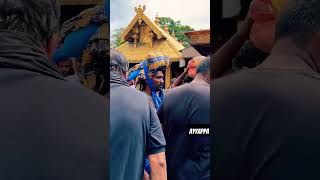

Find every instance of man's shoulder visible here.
[56,79,103,98]
[35,76,107,109]
[4,72,107,120]
[111,84,149,99]
[110,84,153,109]
[212,69,273,91]
[212,68,320,105]
[212,67,320,89]
[167,83,208,96]
[167,83,190,93]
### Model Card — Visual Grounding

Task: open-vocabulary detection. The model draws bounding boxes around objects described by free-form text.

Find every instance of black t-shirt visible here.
[158,82,210,180]
[110,83,166,180]
[213,64,320,180]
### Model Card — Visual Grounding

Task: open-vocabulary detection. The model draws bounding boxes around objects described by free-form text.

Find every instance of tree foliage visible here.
[111,27,125,48]
[159,17,194,47]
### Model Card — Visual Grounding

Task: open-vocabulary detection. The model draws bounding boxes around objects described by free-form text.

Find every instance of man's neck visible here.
[258,38,319,73]
[144,86,152,96]
[192,74,209,85]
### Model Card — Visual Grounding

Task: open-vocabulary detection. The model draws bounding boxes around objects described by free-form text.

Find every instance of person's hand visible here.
[184,66,189,73]
[236,2,254,39]
[143,170,150,180]
[236,15,253,40]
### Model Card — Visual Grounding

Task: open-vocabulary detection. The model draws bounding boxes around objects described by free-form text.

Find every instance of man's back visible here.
[159,82,210,180]
[110,83,165,180]
[0,68,107,180]
[213,67,320,180]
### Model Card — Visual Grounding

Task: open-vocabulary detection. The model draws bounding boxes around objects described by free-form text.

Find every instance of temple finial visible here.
[135,4,146,13]
[154,12,160,25]
[171,29,175,37]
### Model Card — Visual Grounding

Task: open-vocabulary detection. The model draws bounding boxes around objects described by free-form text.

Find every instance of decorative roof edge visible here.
[120,12,163,42]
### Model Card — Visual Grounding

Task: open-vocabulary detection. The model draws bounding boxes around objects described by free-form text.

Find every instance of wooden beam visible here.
[185,30,210,45]
[165,63,171,90]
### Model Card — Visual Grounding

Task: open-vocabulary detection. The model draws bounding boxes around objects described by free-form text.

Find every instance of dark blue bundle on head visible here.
[52,3,106,63]
[127,51,168,110]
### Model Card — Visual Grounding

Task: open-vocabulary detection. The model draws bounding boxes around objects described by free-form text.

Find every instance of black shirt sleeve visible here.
[146,102,166,155]
[157,101,164,124]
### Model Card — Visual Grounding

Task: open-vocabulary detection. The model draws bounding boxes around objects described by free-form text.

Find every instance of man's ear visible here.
[206,73,211,83]
[206,71,211,80]
[46,34,60,58]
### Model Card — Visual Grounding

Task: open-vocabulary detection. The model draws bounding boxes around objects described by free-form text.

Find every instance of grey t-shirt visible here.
[110,83,166,180]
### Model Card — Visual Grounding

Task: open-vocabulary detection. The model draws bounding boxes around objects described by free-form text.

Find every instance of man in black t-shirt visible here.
[110,49,167,180]
[213,1,320,179]
[158,57,210,180]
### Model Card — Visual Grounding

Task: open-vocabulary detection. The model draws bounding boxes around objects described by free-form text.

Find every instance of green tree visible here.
[159,17,194,47]
[111,27,125,48]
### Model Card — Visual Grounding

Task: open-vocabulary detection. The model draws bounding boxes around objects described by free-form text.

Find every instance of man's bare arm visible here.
[149,152,167,180]
[212,15,253,79]
[143,170,150,180]
[172,67,188,88]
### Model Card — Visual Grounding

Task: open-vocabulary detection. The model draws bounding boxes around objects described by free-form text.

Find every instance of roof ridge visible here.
[120,8,184,50]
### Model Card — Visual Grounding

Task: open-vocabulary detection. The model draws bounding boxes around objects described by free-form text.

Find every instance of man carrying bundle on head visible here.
[128,51,169,110]
[53,3,108,96]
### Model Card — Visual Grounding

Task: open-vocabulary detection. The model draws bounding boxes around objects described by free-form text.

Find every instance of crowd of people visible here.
[0,0,210,179]
[110,49,211,180]
[5,0,320,179]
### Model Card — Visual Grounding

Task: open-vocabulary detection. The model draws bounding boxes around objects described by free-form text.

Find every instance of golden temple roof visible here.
[117,5,185,63]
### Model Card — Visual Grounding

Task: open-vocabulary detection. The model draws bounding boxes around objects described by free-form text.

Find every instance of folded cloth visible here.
[127,52,169,86]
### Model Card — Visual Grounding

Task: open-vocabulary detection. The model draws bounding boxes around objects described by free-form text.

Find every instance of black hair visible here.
[0,0,60,46]
[183,75,193,84]
[110,48,129,74]
[275,0,320,46]
[232,40,269,71]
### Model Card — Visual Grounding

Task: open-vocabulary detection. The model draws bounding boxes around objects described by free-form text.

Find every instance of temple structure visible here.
[185,29,210,56]
[117,5,185,89]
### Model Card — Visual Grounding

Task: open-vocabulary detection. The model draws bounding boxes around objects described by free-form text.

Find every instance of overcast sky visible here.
[110,0,210,37]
